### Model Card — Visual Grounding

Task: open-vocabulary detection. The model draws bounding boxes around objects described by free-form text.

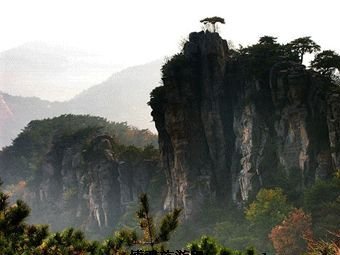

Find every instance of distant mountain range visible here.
[0,42,163,148]
[66,60,162,131]
[0,42,122,101]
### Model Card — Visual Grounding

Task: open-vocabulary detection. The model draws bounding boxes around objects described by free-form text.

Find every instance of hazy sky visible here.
[1,0,340,67]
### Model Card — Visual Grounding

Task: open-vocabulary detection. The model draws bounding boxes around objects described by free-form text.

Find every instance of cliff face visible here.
[25,135,158,237]
[150,31,340,218]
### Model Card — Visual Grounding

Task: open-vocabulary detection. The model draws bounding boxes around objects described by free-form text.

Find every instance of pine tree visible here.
[0,179,48,254]
[135,193,181,251]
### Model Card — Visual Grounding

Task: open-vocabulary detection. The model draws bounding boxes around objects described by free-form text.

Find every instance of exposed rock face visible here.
[150,31,340,218]
[26,135,157,237]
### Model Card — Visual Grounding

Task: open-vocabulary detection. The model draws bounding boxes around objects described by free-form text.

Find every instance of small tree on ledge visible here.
[200,16,225,33]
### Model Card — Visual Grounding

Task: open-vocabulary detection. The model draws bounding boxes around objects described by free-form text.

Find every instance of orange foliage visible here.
[269,208,313,255]
[306,231,340,255]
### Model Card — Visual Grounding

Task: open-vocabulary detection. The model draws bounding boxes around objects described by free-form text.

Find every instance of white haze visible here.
[0,0,339,101]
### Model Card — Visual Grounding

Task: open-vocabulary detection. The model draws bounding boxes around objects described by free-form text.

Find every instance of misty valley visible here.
[1,18,340,255]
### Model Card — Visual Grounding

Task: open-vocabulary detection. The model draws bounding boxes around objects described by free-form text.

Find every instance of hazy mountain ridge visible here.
[0,42,122,101]
[0,92,61,148]
[0,57,162,148]
[66,59,162,131]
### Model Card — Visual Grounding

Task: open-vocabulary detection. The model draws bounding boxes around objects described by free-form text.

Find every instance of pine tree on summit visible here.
[286,37,320,63]
[200,16,225,33]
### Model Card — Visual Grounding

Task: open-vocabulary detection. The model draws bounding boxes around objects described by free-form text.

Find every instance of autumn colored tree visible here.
[269,208,313,255]
[306,231,340,255]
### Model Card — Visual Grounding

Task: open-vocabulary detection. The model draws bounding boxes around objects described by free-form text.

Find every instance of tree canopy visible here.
[269,208,313,255]
[200,16,225,33]
[286,36,320,63]
[311,50,340,76]
[258,36,278,45]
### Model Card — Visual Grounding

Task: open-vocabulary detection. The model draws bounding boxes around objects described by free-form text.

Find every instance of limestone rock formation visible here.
[149,31,340,218]
[25,135,158,237]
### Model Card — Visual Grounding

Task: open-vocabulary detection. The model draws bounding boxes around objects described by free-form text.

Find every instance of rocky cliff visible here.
[0,115,160,238]
[25,134,158,237]
[149,31,340,218]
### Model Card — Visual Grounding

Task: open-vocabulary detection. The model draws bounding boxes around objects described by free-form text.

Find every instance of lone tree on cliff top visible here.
[286,36,321,64]
[200,16,225,33]
[311,50,340,76]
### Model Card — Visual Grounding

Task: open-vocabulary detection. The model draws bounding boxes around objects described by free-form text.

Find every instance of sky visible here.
[1,0,339,66]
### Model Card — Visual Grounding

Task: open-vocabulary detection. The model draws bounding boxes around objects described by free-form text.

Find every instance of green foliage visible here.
[0,179,49,254]
[100,229,137,255]
[0,181,181,254]
[187,236,219,255]
[187,236,256,255]
[200,16,225,32]
[213,220,255,250]
[258,36,278,45]
[311,50,340,76]
[238,36,287,80]
[0,114,158,185]
[148,85,166,112]
[136,193,181,250]
[157,208,181,243]
[149,53,192,114]
[269,166,304,205]
[168,201,260,251]
[161,54,190,83]
[245,188,293,230]
[40,228,99,255]
[303,172,340,238]
[286,36,321,63]
[245,188,293,251]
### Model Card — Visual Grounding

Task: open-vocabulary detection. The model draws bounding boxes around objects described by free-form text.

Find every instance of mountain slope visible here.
[0,60,162,148]
[66,60,162,131]
[0,93,60,148]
